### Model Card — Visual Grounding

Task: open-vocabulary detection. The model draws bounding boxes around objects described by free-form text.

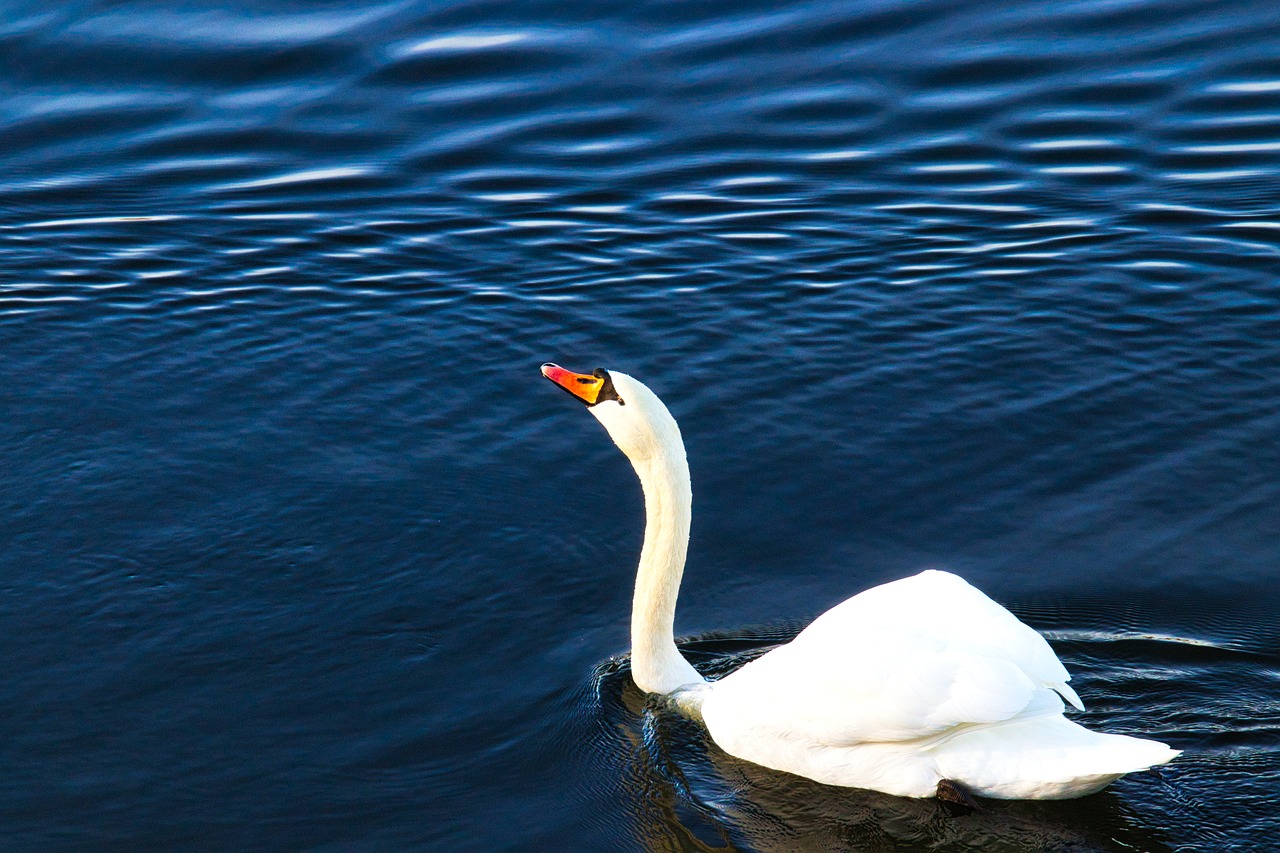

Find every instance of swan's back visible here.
[698,570,1179,799]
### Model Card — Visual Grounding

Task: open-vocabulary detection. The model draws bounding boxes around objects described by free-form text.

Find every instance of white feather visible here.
[698,570,1178,798]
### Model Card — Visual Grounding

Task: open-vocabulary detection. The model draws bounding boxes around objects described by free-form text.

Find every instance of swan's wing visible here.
[702,570,1079,747]
[809,570,1081,709]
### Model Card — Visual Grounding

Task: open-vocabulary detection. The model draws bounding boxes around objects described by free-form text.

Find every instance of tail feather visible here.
[933,713,1179,800]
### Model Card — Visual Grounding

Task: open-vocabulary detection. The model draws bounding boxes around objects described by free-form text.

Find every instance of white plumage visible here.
[699,569,1176,798]
[542,364,1180,800]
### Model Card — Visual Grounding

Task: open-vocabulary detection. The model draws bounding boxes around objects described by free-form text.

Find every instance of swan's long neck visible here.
[628,429,705,695]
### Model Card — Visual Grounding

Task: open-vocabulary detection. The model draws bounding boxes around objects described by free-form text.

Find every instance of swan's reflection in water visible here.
[591,630,1176,853]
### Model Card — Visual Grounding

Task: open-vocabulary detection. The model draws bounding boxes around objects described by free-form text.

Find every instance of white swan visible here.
[541,364,1180,801]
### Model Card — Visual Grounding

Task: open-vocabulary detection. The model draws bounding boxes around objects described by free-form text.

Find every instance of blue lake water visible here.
[2,0,1279,849]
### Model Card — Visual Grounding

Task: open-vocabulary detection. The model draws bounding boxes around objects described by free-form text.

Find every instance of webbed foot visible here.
[936,778,980,814]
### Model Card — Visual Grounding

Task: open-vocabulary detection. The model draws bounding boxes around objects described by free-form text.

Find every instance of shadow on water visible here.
[586,628,1188,853]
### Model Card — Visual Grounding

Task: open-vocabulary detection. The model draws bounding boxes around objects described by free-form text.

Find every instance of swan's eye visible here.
[594,369,624,406]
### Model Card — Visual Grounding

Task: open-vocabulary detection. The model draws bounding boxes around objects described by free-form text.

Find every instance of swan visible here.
[541,363,1180,801]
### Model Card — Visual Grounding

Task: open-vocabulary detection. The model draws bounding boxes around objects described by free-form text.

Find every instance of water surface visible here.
[2,0,1279,850]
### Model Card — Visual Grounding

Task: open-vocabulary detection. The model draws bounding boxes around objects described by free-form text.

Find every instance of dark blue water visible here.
[3,0,1279,849]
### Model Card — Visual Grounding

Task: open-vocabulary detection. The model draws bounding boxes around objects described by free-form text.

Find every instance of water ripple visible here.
[1,0,1279,849]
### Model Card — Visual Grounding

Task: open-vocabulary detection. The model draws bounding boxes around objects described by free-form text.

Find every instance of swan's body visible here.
[542,364,1179,800]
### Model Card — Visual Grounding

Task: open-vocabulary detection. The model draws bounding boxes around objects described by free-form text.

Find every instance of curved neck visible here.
[629,445,705,695]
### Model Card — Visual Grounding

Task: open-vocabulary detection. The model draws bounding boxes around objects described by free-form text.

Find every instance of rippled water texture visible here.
[3,0,1279,850]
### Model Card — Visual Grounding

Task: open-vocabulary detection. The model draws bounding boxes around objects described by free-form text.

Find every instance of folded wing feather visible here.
[705,570,1080,746]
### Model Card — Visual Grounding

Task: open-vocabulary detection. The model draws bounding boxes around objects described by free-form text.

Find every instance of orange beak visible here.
[541,363,605,405]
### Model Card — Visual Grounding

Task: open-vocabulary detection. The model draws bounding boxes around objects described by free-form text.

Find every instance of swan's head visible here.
[541,363,683,465]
